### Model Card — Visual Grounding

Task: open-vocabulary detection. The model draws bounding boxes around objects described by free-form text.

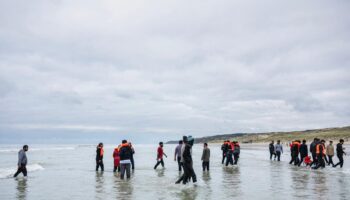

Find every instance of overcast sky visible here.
[0,0,349,142]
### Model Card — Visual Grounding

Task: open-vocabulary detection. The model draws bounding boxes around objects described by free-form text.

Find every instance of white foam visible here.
[0,163,45,179]
[0,147,75,153]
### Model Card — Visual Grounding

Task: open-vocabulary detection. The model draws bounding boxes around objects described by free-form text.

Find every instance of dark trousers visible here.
[334,154,344,168]
[225,154,233,166]
[202,161,209,171]
[276,151,281,161]
[289,154,299,165]
[96,160,104,171]
[222,152,226,164]
[327,155,334,166]
[130,156,135,170]
[177,161,196,184]
[120,163,131,179]
[298,155,307,166]
[313,154,325,169]
[154,159,164,169]
[233,153,239,164]
[14,165,27,177]
[311,153,317,166]
[270,152,276,160]
[113,166,120,172]
[177,157,182,171]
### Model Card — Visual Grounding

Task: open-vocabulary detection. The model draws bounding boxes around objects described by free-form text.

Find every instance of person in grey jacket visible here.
[14,145,29,177]
[274,140,283,161]
[201,143,210,171]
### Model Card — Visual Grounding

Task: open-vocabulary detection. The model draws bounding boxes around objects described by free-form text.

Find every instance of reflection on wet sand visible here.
[95,172,105,200]
[16,178,27,200]
[113,176,133,200]
[156,168,165,177]
[222,166,241,197]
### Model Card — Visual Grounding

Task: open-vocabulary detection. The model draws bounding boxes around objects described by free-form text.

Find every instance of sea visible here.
[0,143,349,200]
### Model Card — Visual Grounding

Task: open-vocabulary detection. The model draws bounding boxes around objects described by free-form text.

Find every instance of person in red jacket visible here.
[154,142,167,169]
[113,146,121,172]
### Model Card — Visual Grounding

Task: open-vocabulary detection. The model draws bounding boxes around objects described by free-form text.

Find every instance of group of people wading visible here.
[269,138,346,169]
[221,140,241,166]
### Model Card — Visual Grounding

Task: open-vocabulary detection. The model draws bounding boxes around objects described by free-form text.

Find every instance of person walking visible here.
[313,140,326,170]
[221,141,229,164]
[269,141,276,160]
[119,140,133,179]
[14,145,29,178]
[233,141,240,165]
[96,143,104,171]
[129,142,135,170]
[298,140,308,166]
[113,146,121,172]
[275,140,283,161]
[225,141,234,166]
[176,136,196,184]
[334,139,346,168]
[289,140,300,165]
[154,142,167,169]
[310,138,318,167]
[326,141,335,167]
[174,140,183,172]
[201,143,210,171]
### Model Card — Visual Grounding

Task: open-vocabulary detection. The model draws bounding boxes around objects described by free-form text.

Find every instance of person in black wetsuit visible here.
[334,139,346,168]
[96,143,104,171]
[298,140,308,166]
[175,136,197,184]
[14,145,29,178]
[269,141,276,160]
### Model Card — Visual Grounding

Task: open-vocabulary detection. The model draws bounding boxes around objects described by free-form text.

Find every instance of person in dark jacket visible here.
[289,140,300,165]
[221,141,229,164]
[129,142,135,170]
[225,141,234,166]
[176,136,197,184]
[310,138,318,167]
[298,140,308,166]
[119,140,133,179]
[96,143,104,171]
[14,145,29,177]
[233,141,240,165]
[269,141,276,160]
[201,143,210,171]
[334,139,346,168]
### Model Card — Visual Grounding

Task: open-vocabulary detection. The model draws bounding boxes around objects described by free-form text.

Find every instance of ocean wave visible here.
[0,163,45,179]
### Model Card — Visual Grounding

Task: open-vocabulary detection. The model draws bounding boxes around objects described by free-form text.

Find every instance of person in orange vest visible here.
[289,140,301,165]
[312,140,326,169]
[113,145,121,172]
[96,143,104,171]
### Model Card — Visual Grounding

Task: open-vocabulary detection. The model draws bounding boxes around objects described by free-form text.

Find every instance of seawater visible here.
[0,144,349,200]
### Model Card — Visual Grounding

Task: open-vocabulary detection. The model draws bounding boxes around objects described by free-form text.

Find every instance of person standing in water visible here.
[225,141,234,166]
[113,145,121,172]
[14,145,29,178]
[129,142,135,170]
[96,143,104,171]
[154,142,167,169]
[119,140,133,179]
[334,139,346,168]
[233,141,240,165]
[269,141,276,160]
[310,138,318,167]
[289,140,301,165]
[174,140,183,172]
[176,136,197,184]
[298,140,308,166]
[275,140,283,161]
[201,143,210,171]
[313,140,326,170]
[221,141,229,164]
[326,141,335,167]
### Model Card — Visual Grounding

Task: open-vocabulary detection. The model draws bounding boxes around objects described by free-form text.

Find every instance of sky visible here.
[0,0,349,143]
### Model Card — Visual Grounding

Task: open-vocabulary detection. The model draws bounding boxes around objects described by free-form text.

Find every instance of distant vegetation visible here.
[166,126,350,144]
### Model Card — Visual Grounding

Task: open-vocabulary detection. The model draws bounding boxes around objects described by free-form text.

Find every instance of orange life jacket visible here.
[316,144,326,155]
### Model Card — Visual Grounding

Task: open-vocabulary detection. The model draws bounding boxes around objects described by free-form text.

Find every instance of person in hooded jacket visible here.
[119,140,133,179]
[14,145,29,177]
[96,143,104,171]
[269,141,276,160]
[176,136,197,184]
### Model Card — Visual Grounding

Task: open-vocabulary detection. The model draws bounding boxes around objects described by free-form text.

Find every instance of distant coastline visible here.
[166,126,350,144]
